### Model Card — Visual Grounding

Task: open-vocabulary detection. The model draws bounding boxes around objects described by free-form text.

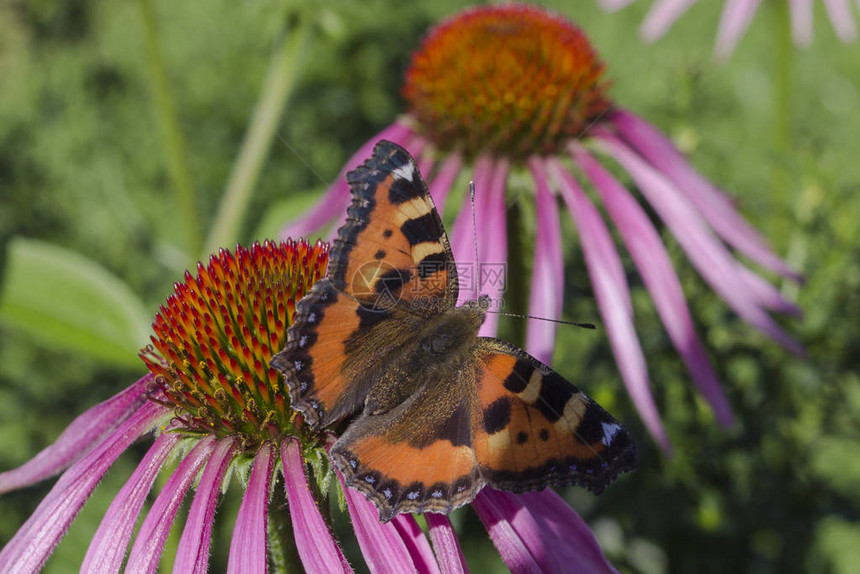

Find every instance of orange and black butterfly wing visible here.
[471,339,636,494]
[328,140,458,314]
[329,357,484,522]
[271,278,423,429]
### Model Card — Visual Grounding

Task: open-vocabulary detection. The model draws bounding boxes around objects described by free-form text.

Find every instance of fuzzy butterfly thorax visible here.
[272,141,636,522]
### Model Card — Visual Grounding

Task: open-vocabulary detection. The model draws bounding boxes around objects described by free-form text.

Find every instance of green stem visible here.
[202,19,309,257]
[139,0,202,260]
[268,485,302,574]
[770,0,793,236]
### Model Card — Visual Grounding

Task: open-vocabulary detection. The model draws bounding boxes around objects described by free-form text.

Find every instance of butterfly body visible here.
[272,140,636,522]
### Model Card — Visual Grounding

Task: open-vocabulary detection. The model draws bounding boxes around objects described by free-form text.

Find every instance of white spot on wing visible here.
[601,422,621,447]
[392,162,415,182]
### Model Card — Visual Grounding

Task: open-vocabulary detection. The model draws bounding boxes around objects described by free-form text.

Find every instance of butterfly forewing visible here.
[329,141,458,315]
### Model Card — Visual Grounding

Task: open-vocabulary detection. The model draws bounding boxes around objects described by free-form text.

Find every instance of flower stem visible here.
[202,16,309,257]
[138,0,202,260]
[268,485,302,574]
[770,0,793,238]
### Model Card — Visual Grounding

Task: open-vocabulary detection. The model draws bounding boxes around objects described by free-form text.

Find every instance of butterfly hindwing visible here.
[471,339,636,494]
[329,141,458,314]
[271,278,424,429]
[329,351,484,522]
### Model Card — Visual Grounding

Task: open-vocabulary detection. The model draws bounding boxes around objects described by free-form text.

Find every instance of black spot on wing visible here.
[416,251,447,280]
[383,229,393,238]
[482,397,511,434]
[400,213,443,246]
[534,371,576,423]
[502,360,534,393]
[574,401,612,445]
[389,175,424,204]
[355,306,390,331]
[374,267,413,294]
[374,249,386,260]
[539,428,549,441]
[516,431,529,444]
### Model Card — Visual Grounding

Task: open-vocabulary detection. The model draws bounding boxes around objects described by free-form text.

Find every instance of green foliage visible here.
[0,0,858,572]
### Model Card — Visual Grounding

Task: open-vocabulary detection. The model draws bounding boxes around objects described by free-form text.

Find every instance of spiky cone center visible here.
[403,3,611,160]
[141,239,328,451]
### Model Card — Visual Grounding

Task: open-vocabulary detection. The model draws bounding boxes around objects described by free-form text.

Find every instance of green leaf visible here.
[0,238,151,367]
[250,187,329,244]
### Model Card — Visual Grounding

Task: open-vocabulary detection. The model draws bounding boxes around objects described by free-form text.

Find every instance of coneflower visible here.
[281,3,803,455]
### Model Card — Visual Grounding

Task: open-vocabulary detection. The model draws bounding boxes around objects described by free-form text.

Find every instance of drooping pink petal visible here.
[174,437,236,574]
[228,443,275,574]
[427,150,463,216]
[403,135,433,176]
[736,264,802,316]
[391,515,443,574]
[425,514,468,574]
[516,490,619,574]
[640,0,699,42]
[281,439,352,573]
[472,490,541,573]
[125,436,217,573]
[279,121,414,239]
[475,489,618,573]
[450,155,494,303]
[548,158,671,452]
[0,400,167,573]
[0,376,151,493]
[80,430,181,573]
[608,109,801,281]
[714,0,763,59]
[476,159,510,337]
[337,469,430,574]
[790,0,814,45]
[594,134,804,356]
[572,143,733,427]
[823,0,859,41]
[525,157,565,365]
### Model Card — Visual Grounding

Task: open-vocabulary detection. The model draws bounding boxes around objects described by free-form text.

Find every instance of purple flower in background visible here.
[0,239,617,573]
[281,3,803,454]
[600,0,859,58]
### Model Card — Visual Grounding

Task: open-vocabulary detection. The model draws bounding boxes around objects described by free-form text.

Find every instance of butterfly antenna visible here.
[485,310,596,330]
[469,181,480,297]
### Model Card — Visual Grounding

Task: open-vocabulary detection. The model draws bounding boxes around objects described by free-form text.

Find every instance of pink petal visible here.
[608,109,801,281]
[175,438,237,574]
[391,515,443,574]
[572,143,733,426]
[337,469,429,573]
[0,401,167,573]
[427,150,463,216]
[125,436,216,573]
[425,514,468,574]
[737,264,802,316]
[548,158,671,452]
[279,121,414,239]
[475,489,618,574]
[525,157,565,365]
[714,0,763,60]
[594,134,804,356]
[476,159,510,337]
[81,431,181,573]
[640,0,699,42]
[517,490,619,574]
[823,0,859,41]
[0,376,151,493]
[790,0,814,45]
[450,155,494,302]
[228,443,276,574]
[281,439,352,573]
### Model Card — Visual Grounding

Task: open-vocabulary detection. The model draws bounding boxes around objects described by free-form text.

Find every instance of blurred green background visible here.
[1,0,858,572]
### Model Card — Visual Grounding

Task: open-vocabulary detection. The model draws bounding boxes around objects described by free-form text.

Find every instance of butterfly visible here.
[271,140,636,522]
